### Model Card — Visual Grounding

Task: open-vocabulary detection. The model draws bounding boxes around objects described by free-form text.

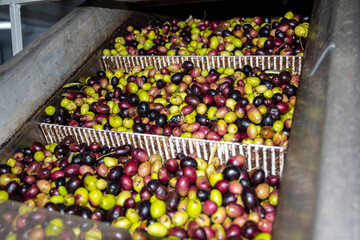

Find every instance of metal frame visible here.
[0,0,58,55]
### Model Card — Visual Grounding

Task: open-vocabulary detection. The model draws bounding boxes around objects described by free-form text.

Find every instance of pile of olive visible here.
[0,137,279,239]
[103,11,309,57]
[44,61,299,147]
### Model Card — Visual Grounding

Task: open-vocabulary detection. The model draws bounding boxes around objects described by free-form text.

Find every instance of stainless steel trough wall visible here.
[273,0,360,239]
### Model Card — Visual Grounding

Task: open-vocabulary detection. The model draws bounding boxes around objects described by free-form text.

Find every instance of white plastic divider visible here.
[102,55,302,73]
[40,123,286,177]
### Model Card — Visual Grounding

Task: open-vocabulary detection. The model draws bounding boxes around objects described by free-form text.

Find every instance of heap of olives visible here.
[0,137,280,239]
[103,11,309,57]
[44,61,299,147]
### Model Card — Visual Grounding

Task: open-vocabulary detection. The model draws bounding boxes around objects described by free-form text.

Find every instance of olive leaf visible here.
[67,152,76,163]
[62,82,84,89]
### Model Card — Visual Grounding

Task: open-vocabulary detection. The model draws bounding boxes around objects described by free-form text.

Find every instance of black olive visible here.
[146,179,161,194]
[242,24,252,31]
[242,65,253,76]
[250,169,265,186]
[128,93,139,106]
[222,192,237,206]
[236,118,251,131]
[241,187,259,211]
[171,72,184,85]
[260,79,273,89]
[96,71,106,77]
[83,153,96,166]
[106,181,121,195]
[137,102,149,117]
[253,95,265,107]
[132,123,145,133]
[222,165,241,181]
[155,114,167,127]
[228,90,242,101]
[180,156,197,169]
[148,109,159,121]
[182,61,194,72]
[259,27,270,37]
[71,153,83,165]
[197,189,210,202]
[196,115,209,125]
[108,166,123,181]
[118,93,129,101]
[55,177,66,187]
[206,89,218,96]
[138,200,151,220]
[111,76,119,87]
[261,115,274,126]
[284,85,297,97]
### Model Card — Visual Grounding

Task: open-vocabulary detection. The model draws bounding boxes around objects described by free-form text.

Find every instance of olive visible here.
[148,109,159,121]
[236,118,251,131]
[165,191,180,210]
[180,156,197,169]
[128,93,139,106]
[222,165,240,181]
[108,166,123,181]
[137,102,149,117]
[114,144,132,157]
[284,84,297,96]
[242,221,258,238]
[71,153,83,165]
[65,176,82,194]
[133,123,145,133]
[106,205,123,222]
[146,179,161,194]
[79,207,92,220]
[55,177,66,187]
[106,181,121,196]
[83,153,96,166]
[250,169,265,186]
[64,205,80,215]
[240,178,251,188]
[171,73,184,85]
[261,115,274,126]
[0,164,11,175]
[197,189,210,202]
[4,181,19,197]
[196,115,209,125]
[222,192,237,206]
[241,187,259,211]
[206,89,218,96]
[138,200,151,220]
[182,61,194,72]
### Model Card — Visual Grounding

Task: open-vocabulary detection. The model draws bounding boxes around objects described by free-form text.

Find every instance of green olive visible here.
[126,208,140,223]
[109,115,123,128]
[209,189,222,207]
[96,178,107,191]
[89,189,103,207]
[74,187,88,206]
[147,222,168,238]
[187,199,202,218]
[112,216,131,229]
[84,175,98,192]
[150,199,166,219]
[0,190,9,203]
[172,211,188,227]
[100,194,116,211]
[34,151,45,162]
[45,218,63,237]
[116,191,131,206]
[45,106,56,116]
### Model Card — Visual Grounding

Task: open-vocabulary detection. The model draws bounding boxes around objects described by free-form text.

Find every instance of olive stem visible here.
[208,144,218,166]
[96,151,116,160]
